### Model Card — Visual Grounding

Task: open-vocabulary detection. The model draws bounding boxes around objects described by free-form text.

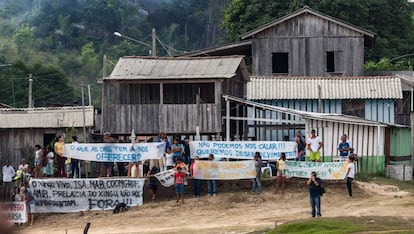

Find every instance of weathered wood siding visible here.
[0,127,87,166]
[106,104,220,134]
[252,13,365,76]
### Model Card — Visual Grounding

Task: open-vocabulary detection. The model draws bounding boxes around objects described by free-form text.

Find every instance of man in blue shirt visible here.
[337,135,352,160]
[307,171,322,217]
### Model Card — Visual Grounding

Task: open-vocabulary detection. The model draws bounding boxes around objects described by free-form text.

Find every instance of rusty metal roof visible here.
[107,56,246,80]
[247,76,402,100]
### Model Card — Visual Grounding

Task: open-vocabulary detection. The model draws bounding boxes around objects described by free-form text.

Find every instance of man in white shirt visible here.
[345,156,355,197]
[2,160,15,200]
[306,129,323,162]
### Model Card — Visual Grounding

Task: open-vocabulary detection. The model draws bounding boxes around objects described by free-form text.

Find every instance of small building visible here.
[0,106,94,165]
[101,56,248,137]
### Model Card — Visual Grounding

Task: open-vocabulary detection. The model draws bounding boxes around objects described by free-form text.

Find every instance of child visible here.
[174,167,185,203]
[276,152,286,194]
[147,167,159,201]
[165,147,174,170]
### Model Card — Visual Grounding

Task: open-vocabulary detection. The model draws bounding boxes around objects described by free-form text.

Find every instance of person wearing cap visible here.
[306,129,323,162]
[2,160,15,200]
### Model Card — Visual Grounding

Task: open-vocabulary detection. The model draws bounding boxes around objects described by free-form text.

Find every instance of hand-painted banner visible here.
[30,178,145,213]
[0,202,26,223]
[190,141,297,160]
[193,160,256,180]
[64,143,165,162]
[154,169,175,187]
[283,161,349,180]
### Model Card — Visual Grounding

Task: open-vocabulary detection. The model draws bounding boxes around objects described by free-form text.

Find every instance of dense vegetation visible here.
[1,0,414,108]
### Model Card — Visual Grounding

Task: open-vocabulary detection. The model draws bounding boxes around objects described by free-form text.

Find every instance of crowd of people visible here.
[1,129,357,222]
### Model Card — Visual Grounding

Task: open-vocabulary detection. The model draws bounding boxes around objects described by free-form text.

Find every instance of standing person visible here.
[20,187,35,226]
[345,156,355,197]
[157,132,170,172]
[206,154,217,197]
[15,159,29,188]
[307,171,322,217]
[2,160,15,200]
[251,152,262,194]
[190,156,201,198]
[296,135,306,161]
[182,137,191,166]
[44,147,54,177]
[306,129,323,162]
[101,132,114,177]
[71,136,80,178]
[164,147,174,170]
[33,145,43,177]
[337,135,353,161]
[174,167,185,203]
[147,166,159,202]
[171,138,183,163]
[54,135,66,177]
[276,153,286,194]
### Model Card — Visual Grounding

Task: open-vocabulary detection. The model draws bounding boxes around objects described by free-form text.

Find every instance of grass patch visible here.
[267,216,414,234]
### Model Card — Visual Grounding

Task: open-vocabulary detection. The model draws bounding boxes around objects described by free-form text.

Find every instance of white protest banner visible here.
[30,178,145,213]
[193,160,256,180]
[283,161,349,180]
[64,142,165,162]
[190,141,297,160]
[154,169,175,187]
[0,202,26,223]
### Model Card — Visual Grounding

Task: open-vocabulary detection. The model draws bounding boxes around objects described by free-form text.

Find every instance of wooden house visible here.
[0,106,94,165]
[101,56,248,137]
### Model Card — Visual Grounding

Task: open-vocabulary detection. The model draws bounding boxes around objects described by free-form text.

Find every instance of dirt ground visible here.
[17,178,414,234]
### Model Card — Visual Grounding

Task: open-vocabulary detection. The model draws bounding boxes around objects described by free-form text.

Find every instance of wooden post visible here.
[226,97,230,141]
[317,84,322,113]
[152,28,156,57]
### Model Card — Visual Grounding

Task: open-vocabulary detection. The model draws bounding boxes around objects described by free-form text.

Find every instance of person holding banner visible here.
[20,186,35,226]
[307,171,322,217]
[54,136,66,177]
[206,154,217,197]
[171,138,184,163]
[190,156,201,198]
[307,129,323,162]
[251,152,262,194]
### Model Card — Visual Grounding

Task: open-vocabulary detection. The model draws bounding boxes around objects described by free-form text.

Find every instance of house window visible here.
[342,99,365,118]
[119,84,160,104]
[326,51,343,73]
[326,51,335,72]
[272,52,288,74]
[163,83,215,104]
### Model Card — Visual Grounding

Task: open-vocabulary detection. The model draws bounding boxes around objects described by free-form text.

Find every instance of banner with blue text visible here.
[30,178,145,213]
[190,141,297,160]
[64,143,165,162]
[193,160,256,180]
[283,161,349,180]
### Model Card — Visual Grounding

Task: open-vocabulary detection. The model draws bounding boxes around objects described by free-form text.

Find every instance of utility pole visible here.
[101,55,107,134]
[87,84,91,106]
[81,83,87,142]
[28,74,33,108]
[152,28,156,57]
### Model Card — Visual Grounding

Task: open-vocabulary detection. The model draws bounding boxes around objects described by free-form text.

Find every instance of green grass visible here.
[266,216,414,234]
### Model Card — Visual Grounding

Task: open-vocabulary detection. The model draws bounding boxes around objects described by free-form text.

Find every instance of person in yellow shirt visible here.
[54,135,65,177]
[276,153,286,194]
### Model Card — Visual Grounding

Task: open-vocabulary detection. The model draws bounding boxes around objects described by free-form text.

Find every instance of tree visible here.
[222,0,414,61]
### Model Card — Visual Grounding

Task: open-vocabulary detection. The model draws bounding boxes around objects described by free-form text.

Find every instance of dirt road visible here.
[19,179,414,234]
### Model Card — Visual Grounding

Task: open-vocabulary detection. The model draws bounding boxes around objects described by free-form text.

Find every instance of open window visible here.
[342,99,365,118]
[272,52,289,74]
[163,83,215,104]
[326,51,343,73]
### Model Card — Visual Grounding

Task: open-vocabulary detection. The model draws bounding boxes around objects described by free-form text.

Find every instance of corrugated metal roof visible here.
[247,76,402,100]
[107,56,246,80]
[0,106,94,128]
[223,95,387,127]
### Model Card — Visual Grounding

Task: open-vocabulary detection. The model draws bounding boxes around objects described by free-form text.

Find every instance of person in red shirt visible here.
[174,167,185,203]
